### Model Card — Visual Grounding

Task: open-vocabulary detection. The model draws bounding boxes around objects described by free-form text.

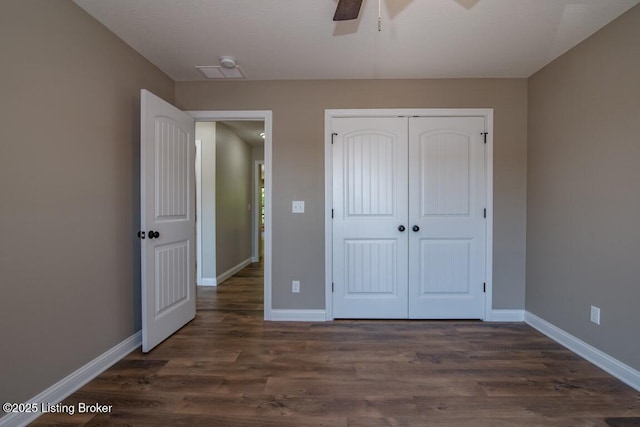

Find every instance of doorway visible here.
[191,110,273,320]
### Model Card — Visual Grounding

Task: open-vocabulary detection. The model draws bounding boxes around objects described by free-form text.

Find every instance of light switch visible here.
[590,305,601,325]
[292,201,305,213]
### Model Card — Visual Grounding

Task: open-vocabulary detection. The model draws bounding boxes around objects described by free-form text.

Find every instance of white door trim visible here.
[189,110,273,321]
[253,160,265,262]
[195,132,218,287]
[324,108,494,321]
[195,139,204,286]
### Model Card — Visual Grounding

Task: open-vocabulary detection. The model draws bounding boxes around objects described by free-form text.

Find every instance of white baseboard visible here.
[216,257,253,285]
[198,277,217,287]
[270,309,327,322]
[0,331,141,427]
[490,309,525,322]
[525,311,640,392]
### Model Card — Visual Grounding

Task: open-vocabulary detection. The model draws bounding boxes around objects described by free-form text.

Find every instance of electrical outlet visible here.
[292,280,300,293]
[590,305,601,325]
[292,201,305,213]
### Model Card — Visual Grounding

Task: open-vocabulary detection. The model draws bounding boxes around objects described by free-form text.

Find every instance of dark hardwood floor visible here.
[33,262,640,426]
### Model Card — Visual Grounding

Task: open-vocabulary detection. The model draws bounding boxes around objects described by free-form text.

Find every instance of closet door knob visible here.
[398,225,406,232]
[412,225,420,232]
[137,231,145,239]
[148,230,160,239]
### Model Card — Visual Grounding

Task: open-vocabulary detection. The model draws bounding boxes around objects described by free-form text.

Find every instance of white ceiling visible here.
[73,0,639,81]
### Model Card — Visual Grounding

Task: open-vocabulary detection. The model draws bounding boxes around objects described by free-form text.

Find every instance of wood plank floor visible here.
[33,262,640,426]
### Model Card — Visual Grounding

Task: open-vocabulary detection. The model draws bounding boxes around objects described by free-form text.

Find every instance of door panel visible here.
[332,117,408,318]
[345,133,396,216]
[418,239,470,294]
[155,241,189,315]
[141,89,196,352]
[420,132,470,216]
[408,116,486,319]
[345,239,398,294]
[155,118,190,218]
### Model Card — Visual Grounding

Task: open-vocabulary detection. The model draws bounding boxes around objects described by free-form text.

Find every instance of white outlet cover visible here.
[590,305,601,325]
[292,201,305,213]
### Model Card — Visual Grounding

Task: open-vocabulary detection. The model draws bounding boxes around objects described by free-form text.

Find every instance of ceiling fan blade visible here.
[333,0,363,21]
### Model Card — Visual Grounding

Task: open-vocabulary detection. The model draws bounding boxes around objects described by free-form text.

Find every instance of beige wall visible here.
[527,5,640,370]
[0,0,174,403]
[215,123,253,276]
[176,79,528,310]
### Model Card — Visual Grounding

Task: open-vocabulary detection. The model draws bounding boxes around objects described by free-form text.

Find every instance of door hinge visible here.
[331,132,338,144]
[483,282,486,293]
[332,282,334,292]
[483,208,486,218]
[481,132,488,144]
[331,209,334,218]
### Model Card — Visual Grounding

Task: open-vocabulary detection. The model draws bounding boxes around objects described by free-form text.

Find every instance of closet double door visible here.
[332,116,486,319]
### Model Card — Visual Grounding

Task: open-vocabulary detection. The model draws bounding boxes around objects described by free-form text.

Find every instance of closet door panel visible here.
[332,117,409,318]
[408,116,486,319]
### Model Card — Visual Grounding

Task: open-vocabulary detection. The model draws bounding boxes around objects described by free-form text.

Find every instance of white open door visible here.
[140,89,196,352]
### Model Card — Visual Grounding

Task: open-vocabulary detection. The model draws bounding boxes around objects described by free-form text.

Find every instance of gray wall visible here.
[0,0,174,403]
[215,123,253,277]
[175,79,528,310]
[527,5,640,371]
[196,122,217,280]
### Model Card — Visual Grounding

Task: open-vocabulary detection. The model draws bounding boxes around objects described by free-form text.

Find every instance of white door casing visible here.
[141,89,196,352]
[332,117,409,318]
[328,110,492,320]
[408,117,486,318]
[195,139,203,286]
[253,160,265,262]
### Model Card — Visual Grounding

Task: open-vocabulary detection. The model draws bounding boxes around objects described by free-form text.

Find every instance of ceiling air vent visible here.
[196,56,245,79]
